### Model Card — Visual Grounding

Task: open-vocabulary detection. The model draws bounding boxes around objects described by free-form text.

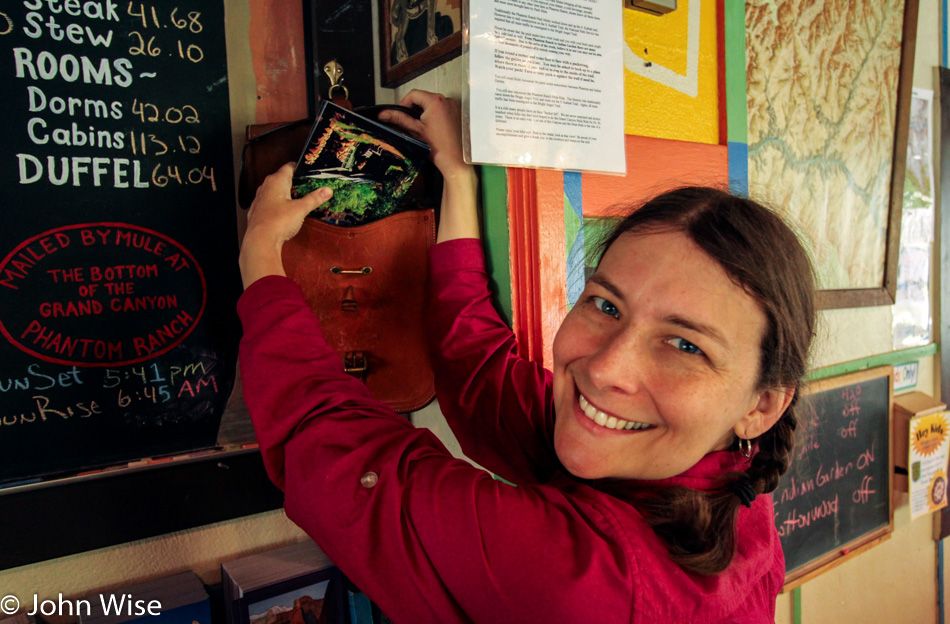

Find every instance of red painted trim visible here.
[506,168,544,363]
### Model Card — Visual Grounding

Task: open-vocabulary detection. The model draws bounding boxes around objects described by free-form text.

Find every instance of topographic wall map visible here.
[746,0,906,290]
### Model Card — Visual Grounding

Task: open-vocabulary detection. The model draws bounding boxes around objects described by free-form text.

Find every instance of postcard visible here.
[292,102,430,226]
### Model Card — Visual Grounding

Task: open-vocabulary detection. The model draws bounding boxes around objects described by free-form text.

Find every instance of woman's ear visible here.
[735,387,796,440]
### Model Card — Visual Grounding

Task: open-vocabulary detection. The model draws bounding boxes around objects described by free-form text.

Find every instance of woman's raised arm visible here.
[378,90,479,243]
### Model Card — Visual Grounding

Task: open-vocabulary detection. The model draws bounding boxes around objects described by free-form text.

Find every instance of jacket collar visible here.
[556,449,754,500]
[634,449,753,491]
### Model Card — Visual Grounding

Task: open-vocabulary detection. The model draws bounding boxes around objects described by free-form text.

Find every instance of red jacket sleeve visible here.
[237,276,635,624]
[426,239,559,485]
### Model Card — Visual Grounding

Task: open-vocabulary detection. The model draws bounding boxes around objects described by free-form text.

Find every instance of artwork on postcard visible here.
[248,581,329,624]
[291,101,430,226]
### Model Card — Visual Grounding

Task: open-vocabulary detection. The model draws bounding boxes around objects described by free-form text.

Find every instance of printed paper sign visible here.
[466,0,625,173]
[910,411,950,519]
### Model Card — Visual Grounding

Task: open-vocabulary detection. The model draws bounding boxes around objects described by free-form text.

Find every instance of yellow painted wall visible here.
[1,4,946,624]
[622,0,720,144]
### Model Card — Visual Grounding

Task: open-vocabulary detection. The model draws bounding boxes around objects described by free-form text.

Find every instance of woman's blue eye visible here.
[592,296,619,318]
[669,337,704,355]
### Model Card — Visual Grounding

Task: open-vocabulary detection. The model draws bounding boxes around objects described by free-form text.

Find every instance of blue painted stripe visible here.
[566,234,586,306]
[563,172,585,307]
[728,141,749,196]
[940,539,946,624]
[563,171,583,218]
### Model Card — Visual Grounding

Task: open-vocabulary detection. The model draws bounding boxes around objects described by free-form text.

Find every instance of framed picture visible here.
[379,0,463,87]
[746,0,920,309]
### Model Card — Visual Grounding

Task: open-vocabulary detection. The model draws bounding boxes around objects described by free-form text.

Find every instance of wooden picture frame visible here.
[818,0,919,308]
[0,448,284,571]
[378,0,463,88]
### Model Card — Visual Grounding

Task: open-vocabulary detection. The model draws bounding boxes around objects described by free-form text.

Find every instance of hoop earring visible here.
[738,438,753,458]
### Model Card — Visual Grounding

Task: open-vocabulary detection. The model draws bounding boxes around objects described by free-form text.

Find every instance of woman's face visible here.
[552,230,782,481]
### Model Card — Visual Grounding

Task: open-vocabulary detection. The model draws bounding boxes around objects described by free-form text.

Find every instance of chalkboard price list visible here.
[3,0,223,193]
[0,0,240,484]
[126,4,204,34]
[777,386,880,536]
[124,3,206,66]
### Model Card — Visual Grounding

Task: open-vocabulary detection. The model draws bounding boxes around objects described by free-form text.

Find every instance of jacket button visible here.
[360,471,378,488]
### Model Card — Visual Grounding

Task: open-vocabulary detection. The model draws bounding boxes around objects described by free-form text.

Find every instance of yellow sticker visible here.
[912,413,949,457]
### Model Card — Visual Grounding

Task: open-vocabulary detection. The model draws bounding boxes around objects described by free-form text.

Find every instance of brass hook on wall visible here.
[323,59,349,101]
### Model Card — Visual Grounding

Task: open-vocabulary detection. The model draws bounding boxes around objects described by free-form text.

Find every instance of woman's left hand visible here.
[379,90,479,242]
[239,162,333,288]
[378,90,471,182]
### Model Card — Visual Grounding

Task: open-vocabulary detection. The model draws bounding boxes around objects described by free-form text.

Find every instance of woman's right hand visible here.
[239,163,333,288]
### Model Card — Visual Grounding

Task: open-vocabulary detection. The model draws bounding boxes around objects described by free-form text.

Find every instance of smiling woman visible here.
[238,91,817,623]
[570,187,816,575]
[553,229,775,482]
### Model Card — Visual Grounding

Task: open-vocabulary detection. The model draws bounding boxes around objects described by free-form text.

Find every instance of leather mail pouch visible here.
[281,210,437,412]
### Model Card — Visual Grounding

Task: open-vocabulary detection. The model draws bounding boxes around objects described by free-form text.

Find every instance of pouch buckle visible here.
[344,351,368,380]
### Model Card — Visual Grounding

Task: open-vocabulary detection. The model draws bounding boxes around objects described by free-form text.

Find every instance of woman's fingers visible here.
[246,163,333,244]
[378,109,424,139]
[379,91,467,174]
[397,88,441,110]
[294,185,333,213]
[379,90,456,137]
[253,164,331,211]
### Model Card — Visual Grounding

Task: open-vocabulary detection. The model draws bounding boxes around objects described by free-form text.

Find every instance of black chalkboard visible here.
[773,367,894,588]
[0,0,241,483]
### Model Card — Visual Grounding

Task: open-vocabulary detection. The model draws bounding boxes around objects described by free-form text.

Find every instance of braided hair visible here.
[594,187,816,575]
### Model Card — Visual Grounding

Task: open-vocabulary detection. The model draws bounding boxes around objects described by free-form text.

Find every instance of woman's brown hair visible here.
[593,186,816,575]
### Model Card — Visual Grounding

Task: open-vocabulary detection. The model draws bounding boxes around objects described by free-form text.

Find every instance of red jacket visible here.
[238,238,784,624]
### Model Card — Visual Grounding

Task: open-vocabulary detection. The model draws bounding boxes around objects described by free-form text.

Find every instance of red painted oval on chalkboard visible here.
[0,222,206,367]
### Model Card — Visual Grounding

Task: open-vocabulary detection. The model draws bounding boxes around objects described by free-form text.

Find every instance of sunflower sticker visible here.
[910,412,950,519]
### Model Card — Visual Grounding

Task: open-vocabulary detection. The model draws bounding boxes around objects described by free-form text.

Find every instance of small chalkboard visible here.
[774,367,894,589]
